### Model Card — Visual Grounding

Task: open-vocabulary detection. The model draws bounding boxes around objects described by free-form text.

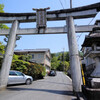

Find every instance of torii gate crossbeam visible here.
[0,25,100,35]
[0,2,100,23]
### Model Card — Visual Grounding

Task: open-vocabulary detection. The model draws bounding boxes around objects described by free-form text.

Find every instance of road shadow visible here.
[7,87,74,96]
[38,80,72,86]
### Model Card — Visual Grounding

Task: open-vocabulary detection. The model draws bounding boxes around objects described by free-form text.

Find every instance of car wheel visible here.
[26,79,31,85]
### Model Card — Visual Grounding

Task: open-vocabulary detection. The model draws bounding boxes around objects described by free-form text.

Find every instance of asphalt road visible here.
[0,72,76,100]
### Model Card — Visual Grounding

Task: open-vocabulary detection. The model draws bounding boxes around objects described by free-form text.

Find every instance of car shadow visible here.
[7,83,26,87]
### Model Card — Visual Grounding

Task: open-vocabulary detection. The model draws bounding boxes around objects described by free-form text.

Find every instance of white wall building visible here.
[14,49,51,72]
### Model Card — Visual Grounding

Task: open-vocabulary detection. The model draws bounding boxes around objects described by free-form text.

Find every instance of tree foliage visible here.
[58,52,69,61]
[11,60,29,73]
[18,54,32,62]
[57,61,69,71]
[51,56,60,70]
[27,64,46,79]
[0,4,9,29]
[0,4,4,13]
[11,54,46,79]
[0,42,5,54]
[11,60,46,79]
[51,51,83,72]
[51,52,70,72]
[0,42,5,69]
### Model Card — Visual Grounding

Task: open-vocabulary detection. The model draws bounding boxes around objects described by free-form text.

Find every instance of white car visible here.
[8,70,33,85]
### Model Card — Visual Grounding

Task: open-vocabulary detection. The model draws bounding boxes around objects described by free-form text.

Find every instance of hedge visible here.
[11,60,46,79]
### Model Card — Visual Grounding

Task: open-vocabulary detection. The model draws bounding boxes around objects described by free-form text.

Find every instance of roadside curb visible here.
[64,73,87,100]
[63,72,72,81]
[66,75,72,81]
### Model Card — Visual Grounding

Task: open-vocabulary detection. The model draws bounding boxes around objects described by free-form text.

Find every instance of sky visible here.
[0,0,100,53]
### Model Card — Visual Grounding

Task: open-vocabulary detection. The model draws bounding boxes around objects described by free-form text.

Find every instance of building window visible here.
[32,54,34,59]
[38,54,43,58]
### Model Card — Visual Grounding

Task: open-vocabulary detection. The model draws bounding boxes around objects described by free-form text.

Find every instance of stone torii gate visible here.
[0,2,100,93]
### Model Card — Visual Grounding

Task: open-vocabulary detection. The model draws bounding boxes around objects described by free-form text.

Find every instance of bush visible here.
[11,60,29,74]
[27,63,46,79]
[11,60,46,80]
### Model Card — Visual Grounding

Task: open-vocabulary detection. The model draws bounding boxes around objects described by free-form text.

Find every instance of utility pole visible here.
[70,0,72,8]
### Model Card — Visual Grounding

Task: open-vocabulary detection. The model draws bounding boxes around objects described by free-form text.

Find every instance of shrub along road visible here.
[0,72,76,100]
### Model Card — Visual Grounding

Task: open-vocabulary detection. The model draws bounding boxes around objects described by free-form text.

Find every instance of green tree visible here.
[63,61,69,71]
[79,51,83,58]
[13,54,19,60]
[51,52,70,71]
[11,60,29,73]
[65,52,69,61]
[0,4,9,29]
[0,42,5,54]
[11,54,46,79]
[51,53,56,58]
[11,60,46,79]
[57,53,62,60]
[57,52,69,62]
[0,4,8,69]
[0,42,4,68]
[57,61,69,71]
[0,4,4,13]
[51,56,60,70]
[18,54,32,62]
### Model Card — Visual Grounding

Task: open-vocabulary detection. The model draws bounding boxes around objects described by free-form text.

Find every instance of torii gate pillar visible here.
[66,16,82,92]
[0,20,18,89]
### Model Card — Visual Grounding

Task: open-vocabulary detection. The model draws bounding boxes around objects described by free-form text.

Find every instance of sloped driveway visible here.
[0,72,75,100]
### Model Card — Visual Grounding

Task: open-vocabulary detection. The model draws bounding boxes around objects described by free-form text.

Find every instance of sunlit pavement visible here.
[0,72,76,100]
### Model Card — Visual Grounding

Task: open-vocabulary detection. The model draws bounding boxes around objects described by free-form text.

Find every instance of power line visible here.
[63,0,72,9]
[77,12,99,41]
[59,0,65,9]
[64,0,67,8]
[88,17,95,25]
